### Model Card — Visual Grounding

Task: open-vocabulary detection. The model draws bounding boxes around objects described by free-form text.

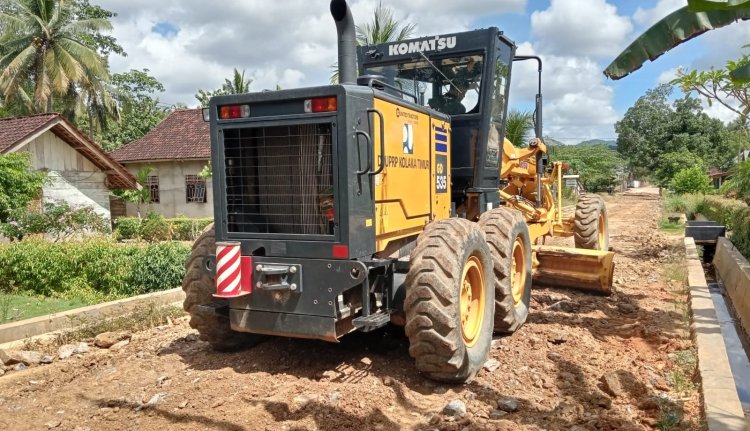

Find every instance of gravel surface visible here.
[0,190,702,430]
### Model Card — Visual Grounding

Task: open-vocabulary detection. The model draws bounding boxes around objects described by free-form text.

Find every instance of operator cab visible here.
[357,28,516,213]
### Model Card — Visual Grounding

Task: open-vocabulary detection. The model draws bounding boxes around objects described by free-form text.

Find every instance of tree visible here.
[604,1,750,81]
[672,55,750,124]
[505,110,534,148]
[0,0,113,113]
[118,166,154,218]
[654,150,705,188]
[615,84,734,175]
[329,1,416,84]
[83,69,167,151]
[195,68,252,107]
[551,144,625,192]
[721,159,750,202]
[671,166,712,194]
[0,153,47,222]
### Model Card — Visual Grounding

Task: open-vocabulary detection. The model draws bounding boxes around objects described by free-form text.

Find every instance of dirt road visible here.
[0,191,701,431]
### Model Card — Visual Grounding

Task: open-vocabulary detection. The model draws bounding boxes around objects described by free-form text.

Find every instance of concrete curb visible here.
[0,288,185,345]
[713,237,750,335]
[685,237,747,431]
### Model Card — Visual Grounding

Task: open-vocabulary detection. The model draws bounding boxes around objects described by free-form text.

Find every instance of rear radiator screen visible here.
[223,123,334,235]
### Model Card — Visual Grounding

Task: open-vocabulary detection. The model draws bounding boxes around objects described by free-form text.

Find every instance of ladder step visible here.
[352,310,391,332]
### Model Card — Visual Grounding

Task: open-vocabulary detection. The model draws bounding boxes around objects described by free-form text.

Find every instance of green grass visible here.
[0,293,91,324]
[660,218,685,234]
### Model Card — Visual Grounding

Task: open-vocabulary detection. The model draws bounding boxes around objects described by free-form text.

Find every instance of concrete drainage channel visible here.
[685,230,750,430]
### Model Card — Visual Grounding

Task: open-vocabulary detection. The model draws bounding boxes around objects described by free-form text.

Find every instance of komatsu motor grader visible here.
[183,0,615,382]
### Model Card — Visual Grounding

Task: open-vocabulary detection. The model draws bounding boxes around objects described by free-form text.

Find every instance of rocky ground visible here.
[0,189,702,431]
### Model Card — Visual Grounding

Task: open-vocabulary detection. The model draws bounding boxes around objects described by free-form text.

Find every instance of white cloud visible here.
[510,43,618,141]
[530,0,633,59]
[633,0,686,29]
[657,66,681,84]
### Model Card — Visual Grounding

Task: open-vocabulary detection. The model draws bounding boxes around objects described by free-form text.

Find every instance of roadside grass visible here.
[20,303,186,353]
[660,218,685,234]
[0,292,91,324]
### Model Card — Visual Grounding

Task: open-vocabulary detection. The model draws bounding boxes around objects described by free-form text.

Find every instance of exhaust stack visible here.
[330,0,357,84]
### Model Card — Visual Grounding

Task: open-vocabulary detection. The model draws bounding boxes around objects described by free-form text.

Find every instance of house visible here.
[0,113,138,219]
[110,109,212,218]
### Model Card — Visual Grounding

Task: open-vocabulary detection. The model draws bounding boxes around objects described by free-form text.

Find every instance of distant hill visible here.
[577,139,617,150]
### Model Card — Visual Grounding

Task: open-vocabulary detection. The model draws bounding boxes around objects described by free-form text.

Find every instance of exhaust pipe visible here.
[330,0,357,84]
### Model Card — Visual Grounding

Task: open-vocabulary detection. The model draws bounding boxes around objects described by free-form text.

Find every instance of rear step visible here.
[353,310,392,332]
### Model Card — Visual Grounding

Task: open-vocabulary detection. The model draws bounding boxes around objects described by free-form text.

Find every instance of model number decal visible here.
[436,154,448,194]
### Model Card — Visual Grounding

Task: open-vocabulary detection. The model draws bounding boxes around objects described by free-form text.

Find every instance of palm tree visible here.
[505,110,534,148]
[605,0,750,81]
[0,0,112,113]
[330,1,416,84]
[222,68,252,94]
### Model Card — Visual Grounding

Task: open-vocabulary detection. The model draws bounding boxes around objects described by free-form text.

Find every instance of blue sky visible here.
[100,0,749,142]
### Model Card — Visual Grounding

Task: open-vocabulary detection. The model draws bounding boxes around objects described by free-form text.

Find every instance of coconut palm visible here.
[605,0,750,81]
[222,68,252,94]
[505,110,534,148]
[330,1,416,84]
[0,0,112,113]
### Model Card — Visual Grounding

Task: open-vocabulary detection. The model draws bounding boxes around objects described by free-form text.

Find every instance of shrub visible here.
[113,217,141,240]
[140,212,172,242]
[0,201,109,241]
[664,193,704,218]
[0,239,190,300]
[670,166,711,194]
[700,196,750,259]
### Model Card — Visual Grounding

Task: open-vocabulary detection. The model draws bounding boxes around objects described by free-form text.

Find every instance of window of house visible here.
[186,175,207,203]
[147,175,160,203]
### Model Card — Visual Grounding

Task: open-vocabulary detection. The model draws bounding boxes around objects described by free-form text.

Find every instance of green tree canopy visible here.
[671,165,713,193]
[0,153,47,222]
[195,68,253,107]
[615,84,734,176]
[551,144,625,192]
[0,0,113,113]
[654,150,705,187]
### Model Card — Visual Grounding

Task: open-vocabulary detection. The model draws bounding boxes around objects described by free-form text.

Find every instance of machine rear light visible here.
[219,104,250,119]
[304,97,337,113]
[332,244,349,259]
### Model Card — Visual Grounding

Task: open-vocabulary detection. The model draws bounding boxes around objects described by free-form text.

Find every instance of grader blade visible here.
[532,246,615,295]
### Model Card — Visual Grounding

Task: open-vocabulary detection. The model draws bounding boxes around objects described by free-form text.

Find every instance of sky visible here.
[96,0,750,143]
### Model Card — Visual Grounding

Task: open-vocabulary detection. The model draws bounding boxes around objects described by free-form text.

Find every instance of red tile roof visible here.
[109,109,210,162]
[0,113,138,189]
[0,113,58,152]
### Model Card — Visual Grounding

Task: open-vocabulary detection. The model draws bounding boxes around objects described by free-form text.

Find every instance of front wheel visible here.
[404,219,494,383]
[478,208,532,334]
[574,194,609,251]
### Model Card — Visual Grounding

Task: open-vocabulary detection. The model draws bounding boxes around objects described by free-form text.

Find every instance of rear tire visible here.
[478,208,532,334]
[182,224,262,351]
[574,194,609,251]
[404,219,494,383]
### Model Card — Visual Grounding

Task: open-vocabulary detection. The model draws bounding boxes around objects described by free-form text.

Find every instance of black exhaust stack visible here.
[330,0,357,84]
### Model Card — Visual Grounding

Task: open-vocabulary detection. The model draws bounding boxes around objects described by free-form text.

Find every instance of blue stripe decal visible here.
[435,143,448,153]
[435,127,447,133]
[435,133,447,142]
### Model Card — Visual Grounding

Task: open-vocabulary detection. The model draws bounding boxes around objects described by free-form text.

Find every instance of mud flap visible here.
[532,246,615,295]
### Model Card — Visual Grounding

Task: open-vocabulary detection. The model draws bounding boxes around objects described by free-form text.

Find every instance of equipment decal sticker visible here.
[435,154,448,194]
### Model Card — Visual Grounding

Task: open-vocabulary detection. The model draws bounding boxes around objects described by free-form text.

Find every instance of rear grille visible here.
[223,123,335,236]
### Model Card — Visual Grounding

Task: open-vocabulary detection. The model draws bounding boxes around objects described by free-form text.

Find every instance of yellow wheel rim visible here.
[460,255,485,348]
[511,237,527,305]
[598,214,607,250]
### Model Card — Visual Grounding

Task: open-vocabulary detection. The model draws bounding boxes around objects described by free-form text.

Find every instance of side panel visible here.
[372,98,432,252]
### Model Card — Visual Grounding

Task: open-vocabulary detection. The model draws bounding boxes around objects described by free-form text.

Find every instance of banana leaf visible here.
[604,6,750,80]
[688,0,750,11]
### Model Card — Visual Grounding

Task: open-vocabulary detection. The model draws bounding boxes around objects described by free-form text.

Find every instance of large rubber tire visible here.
[182,224,261,351]
[404,219,494,383]
[574,194,609,251]
[478,208,532,334]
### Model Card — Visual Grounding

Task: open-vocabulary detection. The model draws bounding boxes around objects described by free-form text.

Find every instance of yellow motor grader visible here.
[182,0,615,383]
